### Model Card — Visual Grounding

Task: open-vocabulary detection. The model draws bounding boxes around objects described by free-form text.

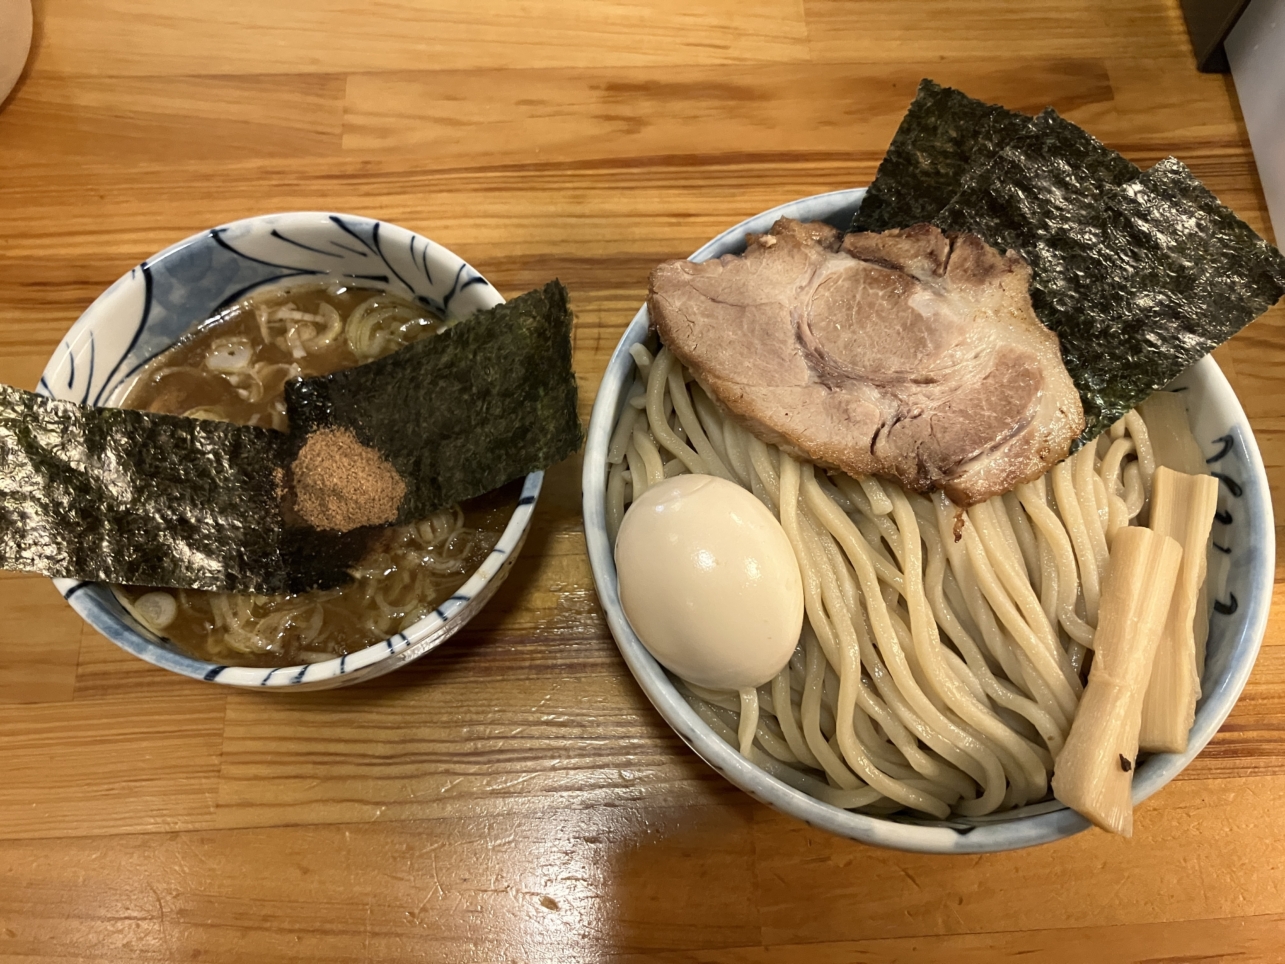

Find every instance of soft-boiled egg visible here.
[614,474,804,690]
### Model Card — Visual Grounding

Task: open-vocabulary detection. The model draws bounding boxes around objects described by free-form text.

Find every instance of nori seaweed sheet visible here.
[285,280,583,523]
[0,385,370,593]
[934,144,1285,440]
[851,79,1037,233]
[934,108,1139,246]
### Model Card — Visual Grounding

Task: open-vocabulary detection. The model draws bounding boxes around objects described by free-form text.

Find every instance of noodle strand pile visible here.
[608,341,1162,818]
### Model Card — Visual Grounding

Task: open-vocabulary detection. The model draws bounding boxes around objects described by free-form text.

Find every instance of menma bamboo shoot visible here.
[1139,467,1219,753]
[1138,392,1207,476]
[1052,526,1182,836]
[1137,392,1217,676]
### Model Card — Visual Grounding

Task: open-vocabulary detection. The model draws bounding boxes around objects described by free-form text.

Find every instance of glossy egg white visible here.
[614,474,804,690]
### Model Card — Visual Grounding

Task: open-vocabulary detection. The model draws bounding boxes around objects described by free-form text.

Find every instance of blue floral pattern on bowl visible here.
[41,212,541,690]
[581,189,1275,852]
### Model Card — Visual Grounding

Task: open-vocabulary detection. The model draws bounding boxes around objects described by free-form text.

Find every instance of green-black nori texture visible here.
[285,280,583,523]
[851,79,1037,233]
[0,385,370,593]
[935,144,1285,440]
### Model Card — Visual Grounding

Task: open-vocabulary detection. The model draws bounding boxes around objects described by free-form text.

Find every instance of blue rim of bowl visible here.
[581,188,1275,852]
[42,211,542,689]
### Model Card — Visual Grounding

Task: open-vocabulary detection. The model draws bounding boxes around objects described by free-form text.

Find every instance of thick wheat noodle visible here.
[772,666,823,769]
[935,634,989,704]
[812,526,980,800]
[992,496,1080,678]
[745,432,781,502]
[627,342,654,376]
[944,507,1069,742]
[665,364,735,481]
[1073,444,1111,584]
[839,476,906,561]
[859,477,895,515]
[845,519,908,595]
[737,687,760,756]
[1092,472,1111,529]
[958,506,1080,724]
[992,493,1094,704]
[941,562,983,642]
[909,506,1028,694]
[691,683,797,762]
[816,538,929,749]
[1034,519,1060,623]
[791,639,838,737]
[799,509,973,805]
[1015,480,1096,646]
[682,681,744,714]
[861,519,911,590]
[606,461,627,543]
[886,489,1048,806]
[756,681,809,739]
[894,493,1043,802]
[1099,438,1133,537]
[715,416,754,487]
[1124,410,1156,495]
[908,499,1062,758]
[811,508,975,798]
[1002,492,1042,590]
[1012,479,1058,623]
[969,500,1082,697]
[817,668,848,739]
[631,427,666,487]
[1051,461,1101,624]
[1123,462,1146,517]
[751,718,800,766]
[798,632,871,789]
[786,512,877,792]
[624,440,648,500]
[606,398,641,464]
[1100,434,1134,497]
[681,690,884,808]
[987,495,1029,584]
[725,422,776,509]
[801,466,1010,812]
[781,459,957,816]
[645,349,707,475]
[833,477,909,584]
[743,428,776,506]
[932,497,1034,693]
[690,385,734,475]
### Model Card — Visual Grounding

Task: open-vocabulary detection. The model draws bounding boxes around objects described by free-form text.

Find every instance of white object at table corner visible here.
[1227,0,1285,239]
[581,188,1274,853]
[0,0,33,105]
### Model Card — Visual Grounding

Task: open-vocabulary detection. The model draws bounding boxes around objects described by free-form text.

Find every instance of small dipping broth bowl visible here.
[582,188,1275,852]
[43,212,541,690]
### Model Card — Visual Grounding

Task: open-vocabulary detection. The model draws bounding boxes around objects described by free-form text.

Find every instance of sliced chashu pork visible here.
[647,218,1084,506]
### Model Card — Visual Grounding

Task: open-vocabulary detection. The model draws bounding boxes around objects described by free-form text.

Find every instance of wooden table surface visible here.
[3,1,1285,961]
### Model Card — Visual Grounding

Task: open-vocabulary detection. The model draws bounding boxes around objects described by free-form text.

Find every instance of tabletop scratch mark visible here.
[898,865,923,891]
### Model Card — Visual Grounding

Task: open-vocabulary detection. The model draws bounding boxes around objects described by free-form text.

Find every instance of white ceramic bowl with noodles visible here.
[581,188,1275,853]
[42,212,542,690]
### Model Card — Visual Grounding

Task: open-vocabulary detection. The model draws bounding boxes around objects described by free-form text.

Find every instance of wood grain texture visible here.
[1,0,1284,960]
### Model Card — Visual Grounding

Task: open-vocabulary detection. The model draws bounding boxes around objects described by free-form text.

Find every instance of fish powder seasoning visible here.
[290,428,407,532]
